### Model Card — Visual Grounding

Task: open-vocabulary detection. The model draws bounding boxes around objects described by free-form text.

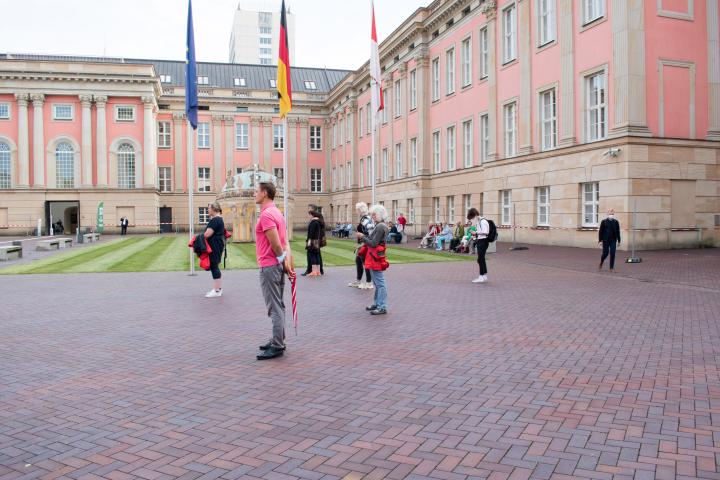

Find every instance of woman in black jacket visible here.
[303,206,325,277]
[204,202,226,297]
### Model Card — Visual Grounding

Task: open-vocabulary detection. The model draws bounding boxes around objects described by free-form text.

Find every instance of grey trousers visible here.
[259,264,286,348]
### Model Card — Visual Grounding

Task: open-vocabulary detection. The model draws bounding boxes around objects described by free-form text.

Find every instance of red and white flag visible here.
[370,0,384,124]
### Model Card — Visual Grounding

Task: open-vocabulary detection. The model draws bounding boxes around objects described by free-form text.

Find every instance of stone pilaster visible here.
[416,50,430,175]
[384,73,394,183]
[707,0,720,140]
[348,101,357,187]
[251,116,262,168]
[31,94,45,187]
[14,94,29,187]
[223,116,234,175]
[262,117,272,172]
[481,2,498,161]
[610,0,651,137]
[95,95,108,187]
[212,115,223,191]
[300,120,309,192]
[172,113,185,191]
[287,117,298,192]
[558,0,576,146]
[324,119,332,191]
[518,0,533,155]
[79,95,93,186]
[400,63,409,177]
[142,96,157,187]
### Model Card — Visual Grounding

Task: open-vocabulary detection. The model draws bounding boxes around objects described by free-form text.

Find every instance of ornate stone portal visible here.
[216,164,292,242]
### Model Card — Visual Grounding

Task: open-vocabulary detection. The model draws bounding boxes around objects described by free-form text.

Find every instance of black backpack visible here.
[482,217,498,243]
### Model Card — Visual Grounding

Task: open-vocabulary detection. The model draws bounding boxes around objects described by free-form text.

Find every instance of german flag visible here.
[277,0,292,118]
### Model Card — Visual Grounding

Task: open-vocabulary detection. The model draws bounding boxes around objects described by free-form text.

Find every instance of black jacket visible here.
[191,233,210,255]
[598,218,621,243]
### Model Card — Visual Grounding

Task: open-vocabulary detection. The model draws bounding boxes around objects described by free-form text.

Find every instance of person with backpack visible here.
[356,204,389,315]
[467,207,496,283]
[203,201,226,297]
[348,202,374,290]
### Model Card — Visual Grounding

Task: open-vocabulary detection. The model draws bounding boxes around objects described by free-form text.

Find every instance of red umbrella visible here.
[287,269,298,335]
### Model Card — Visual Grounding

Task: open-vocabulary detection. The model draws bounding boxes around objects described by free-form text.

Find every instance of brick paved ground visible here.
[1,245,719,479]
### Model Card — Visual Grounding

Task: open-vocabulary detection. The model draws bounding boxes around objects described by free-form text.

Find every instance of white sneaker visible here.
[348,280,361,288]
[482,275,488,282]
[471,276,485,283]
[362,281,374,289]
[205,289,222,298]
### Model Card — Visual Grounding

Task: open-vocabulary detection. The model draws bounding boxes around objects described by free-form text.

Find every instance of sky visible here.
[0,0,424,71]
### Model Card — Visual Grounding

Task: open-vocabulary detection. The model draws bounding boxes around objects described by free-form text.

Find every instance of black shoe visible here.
[257,346,285,360]
[370,308,387,315]
[365,304,378,311]
[259,342,285,351]
[301,272,309,277]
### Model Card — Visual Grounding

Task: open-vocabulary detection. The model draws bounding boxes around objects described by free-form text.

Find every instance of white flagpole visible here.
[187,121,196,275]
[371,113,376,206]
[283,117,289,238]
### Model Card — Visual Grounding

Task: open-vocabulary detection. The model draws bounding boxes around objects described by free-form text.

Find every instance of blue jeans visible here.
[370,269,387,309]
[436,234,452,249]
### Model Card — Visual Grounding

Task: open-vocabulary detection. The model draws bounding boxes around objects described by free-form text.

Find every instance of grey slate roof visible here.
[0,53,351,94]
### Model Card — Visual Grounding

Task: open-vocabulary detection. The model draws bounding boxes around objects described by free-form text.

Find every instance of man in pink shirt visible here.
[254,181,290,360]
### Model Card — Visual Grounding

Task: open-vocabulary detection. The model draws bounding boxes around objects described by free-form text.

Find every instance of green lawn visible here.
[1,235,472,275]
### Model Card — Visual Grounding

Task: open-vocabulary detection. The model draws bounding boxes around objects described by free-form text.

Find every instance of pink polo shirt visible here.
[255,202,287,268]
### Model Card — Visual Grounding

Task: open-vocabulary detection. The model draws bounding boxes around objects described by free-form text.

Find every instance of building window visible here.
[410,138,418,176]
[366,103,371,133]
[259,27,271,34]
[462,120,473,168]
[332,167,336,190]
[446,125,456,170]
[582,182,600,226]
[117,143,135,189]
[304,80,317,90]
[446,47,456,95]
[433,197,440,222]
[479,27,489,79]
[359,107,365,137]
[55,142,74,189]
[53,104,74,121]
[273,124,284,150]
[260,58,271,65]
[310,125,322,150]
[197,76,209,85]
[382,89,389,123]
[536,186,550,226]
[367,156,373,185]
[158,121,171,148]
[0,143,10,188]
[503,4,517,63]
[259,37,271,45]
[0,103,9,119]
[586,71,606,141]
[583,0,605,25]
[395,142,402,179]
[198,207,210,224]
[480,114,489,163]
[338,119,344,145]
[310,168,323,192]
[160,74,172,83]
[269,79,277,88]
[236,167,243,175]
[409,70,417,110]
[407,198,415,223]
[382,148,389,181]
[463,194,472,216]
[197,122,210,148]
[540,88,557,150]
[461,37,472,87]
[345,116,350,143]
[346,162,352,186]
[501,189,512,225]
[274,167,284,180]
[394,80,402,118]
[433,131,441,173]
[391,200,398,222]
[444,196,454,222]
[359,158,364,187]
[504,102,517,158]
[235,123,249,149]
[158,166,172,192]
[115,105,136,122]
[234,77,246,87]
[197,167,211,192]
[332,122,337,148]
[538,0,556,45]
[431,58,440,101]
[260,47,272,55]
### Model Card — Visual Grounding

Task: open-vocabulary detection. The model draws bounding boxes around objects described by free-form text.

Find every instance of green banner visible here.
[97,202,104,233]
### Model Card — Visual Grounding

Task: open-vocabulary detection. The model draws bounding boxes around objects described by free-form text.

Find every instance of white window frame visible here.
[501,189,512,226]
[502,4,517,64]
[0,103,9,120]
[198,207,210,224]
[447,196,455,222]
[304,80,317,90]
[539,88,557,151]
[446,47,456,95]
[346,162,352,186]
[537,0,556,46]
[395,142,402,179]
[410,69,417,110]
[274,167,284,181]
[345,115,350,143]
[463,194,472,216]
[310,125,322,150]
[0,142,11,188]
[160,74,172,83]
[234,77,246,87]
[158,166,172,192]
[394,80,402,118]
[582,0,605,25]
[366,103,371,133]
[431,57,440,102]
[197,76,209,85]
[332,167,337,190]
[504,102,517,158]
[55,142,75,189]
[332,122,337,148]
[197,122,211,149]
[407,198,415,223]
[115,105,136,122]
[480,113,489,163]
[117,144,136,189]
[53,104,74,121]
[582,182,600,227]
[197,167,211,192]
[382,89,389,123]
[462,120,473,168]
[269,79,277,88]
[235,123,249,150]
[338,118,344,145]
[382,148,389,181]
[359,158,364,187]
[536,186,550,226]
[461,37,472,88]
[479,27,489,79]
[410,138,418,176]
[433,197,441,223]
[310,168,323,193]
[359,107,365,137]
[446,125,456,170]
[338,164,344,189]
[273,124,284,150]
[586,70,607,142]
[157,121,172,149]
[432,130,441,173]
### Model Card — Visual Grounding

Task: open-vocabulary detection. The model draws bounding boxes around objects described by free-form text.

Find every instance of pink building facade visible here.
[1,0,719,249]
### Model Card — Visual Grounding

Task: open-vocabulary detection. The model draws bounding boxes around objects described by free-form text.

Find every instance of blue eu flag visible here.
[185,0,198,130]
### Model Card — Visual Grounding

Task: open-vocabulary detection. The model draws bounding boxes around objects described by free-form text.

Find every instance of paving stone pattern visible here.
[1,246,719,479]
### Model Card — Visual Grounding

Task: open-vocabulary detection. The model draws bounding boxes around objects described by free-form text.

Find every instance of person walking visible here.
[356,204,389,315]
[348,202,374,290]
[254,182,290,360]
[598,208,621,272]
[467,208,490,283]
[303,206,324,277]
[203,202,226,298]
[119,217,126,235]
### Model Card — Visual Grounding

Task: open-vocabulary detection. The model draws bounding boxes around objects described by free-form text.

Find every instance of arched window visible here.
[118,143,135,189]
[0,142,10,189]
[55,142,74,189]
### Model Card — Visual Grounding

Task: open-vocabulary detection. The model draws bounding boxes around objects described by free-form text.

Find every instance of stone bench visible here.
[0,245,22,261]
[83,233,100,243]
[37,238,72,251]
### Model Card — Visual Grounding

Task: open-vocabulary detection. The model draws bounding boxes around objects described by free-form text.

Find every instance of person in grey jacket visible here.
[356,204,389,315]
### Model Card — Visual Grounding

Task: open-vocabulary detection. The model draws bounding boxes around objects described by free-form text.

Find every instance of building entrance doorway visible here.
[45,201,80,235]
[159,207,173,233]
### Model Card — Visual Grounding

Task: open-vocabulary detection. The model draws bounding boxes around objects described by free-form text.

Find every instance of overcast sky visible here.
[1,0,423,71]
